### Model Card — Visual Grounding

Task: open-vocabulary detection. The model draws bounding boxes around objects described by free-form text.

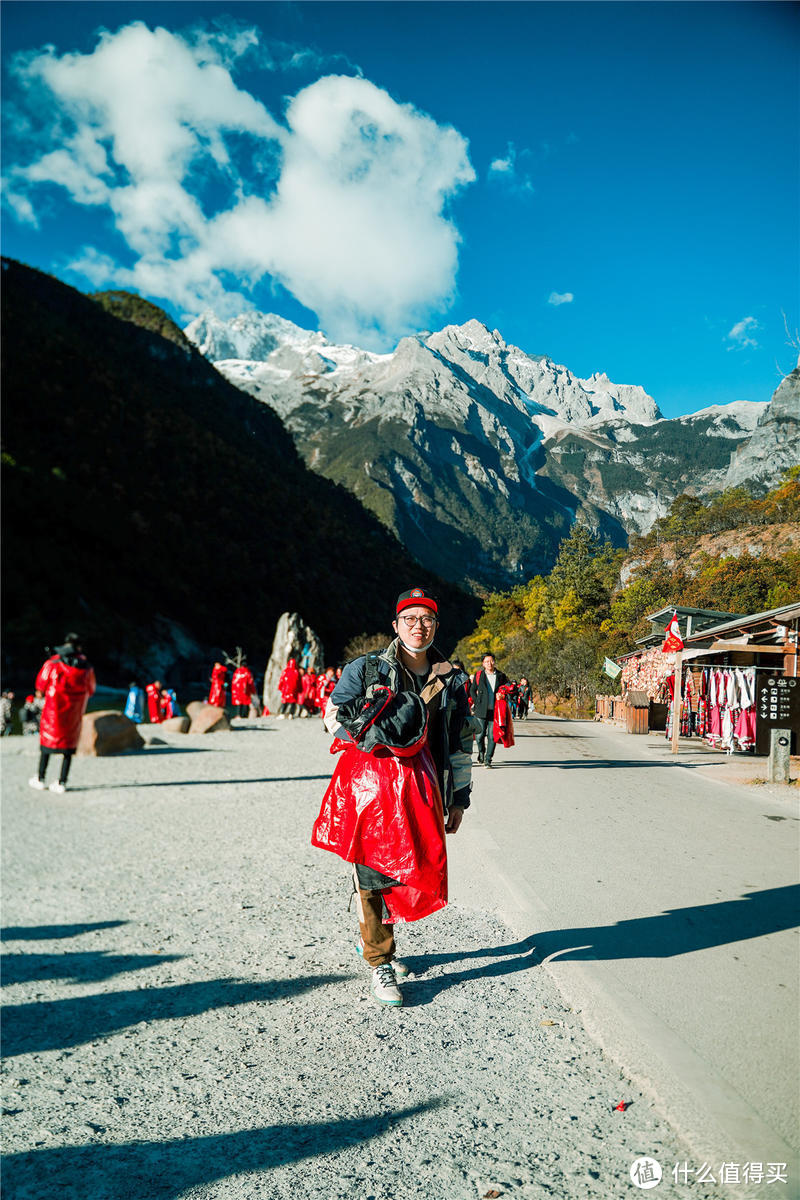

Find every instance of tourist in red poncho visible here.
[300,668,317,717]
[29,633,96,794]
[159,687,175,721]
[231,658,256,718]
[208,662,227,708]
[313,587,473,1008]
[316,668,337,723]
[146,681,164,723]
[277,658,301,719]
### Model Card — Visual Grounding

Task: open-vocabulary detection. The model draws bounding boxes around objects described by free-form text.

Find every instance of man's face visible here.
[482,655,495,672]
[394,605,438,649]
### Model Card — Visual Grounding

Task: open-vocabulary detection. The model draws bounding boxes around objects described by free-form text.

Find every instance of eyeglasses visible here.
[399,614,437,629]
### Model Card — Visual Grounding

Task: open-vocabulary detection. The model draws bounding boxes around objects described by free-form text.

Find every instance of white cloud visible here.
[726,316,760,351]
[548,291,574,307]
[487,142,534,195]
[4,22,475,346]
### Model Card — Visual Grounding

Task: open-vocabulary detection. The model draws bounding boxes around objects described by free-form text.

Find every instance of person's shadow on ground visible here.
[401,884,799,1004]
[100,774,332,789]
[2,1101,446,1200]
[1,921,128,941]
[492,758,705,769]
[0,949,183,987]
[2,974,344,1058]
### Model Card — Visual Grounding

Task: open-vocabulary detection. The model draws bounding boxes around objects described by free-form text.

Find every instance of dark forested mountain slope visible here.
[1,259,478,681]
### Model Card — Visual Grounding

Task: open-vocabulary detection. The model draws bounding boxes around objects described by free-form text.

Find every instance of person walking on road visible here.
[29,633,96,793]
[313,587,473,1008]
[471,653,508,768]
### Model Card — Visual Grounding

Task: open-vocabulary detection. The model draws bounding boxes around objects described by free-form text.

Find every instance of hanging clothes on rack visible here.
[696,670,709,739]
[702,665,757,754]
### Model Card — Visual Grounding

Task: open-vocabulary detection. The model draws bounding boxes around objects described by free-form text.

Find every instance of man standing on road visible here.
[471,653,508,768]
[313,588,473,1007]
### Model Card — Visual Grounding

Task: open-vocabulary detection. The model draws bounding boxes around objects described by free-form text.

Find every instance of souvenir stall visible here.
[661,661,757,753]
[676,602,800,757]
[606,603,800,756]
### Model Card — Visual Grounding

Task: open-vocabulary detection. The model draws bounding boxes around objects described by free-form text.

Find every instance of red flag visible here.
[661,612,684,653]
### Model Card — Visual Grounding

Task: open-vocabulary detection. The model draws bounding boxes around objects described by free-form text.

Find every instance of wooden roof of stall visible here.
[683,602,800,650]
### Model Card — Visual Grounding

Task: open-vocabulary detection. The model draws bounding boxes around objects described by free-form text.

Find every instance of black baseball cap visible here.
[396,588,439,616]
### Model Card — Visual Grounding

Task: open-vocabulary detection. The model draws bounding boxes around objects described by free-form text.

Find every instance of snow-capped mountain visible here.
[184,310,776,588]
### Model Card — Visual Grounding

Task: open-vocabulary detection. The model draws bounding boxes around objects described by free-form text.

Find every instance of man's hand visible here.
[445,805,464,834]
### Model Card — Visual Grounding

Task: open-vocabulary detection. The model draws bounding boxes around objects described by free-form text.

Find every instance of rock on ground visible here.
[77,712,144,757]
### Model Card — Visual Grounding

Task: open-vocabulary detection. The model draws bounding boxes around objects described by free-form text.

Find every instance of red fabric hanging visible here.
[312,740,447,923]
[493,685,516,748]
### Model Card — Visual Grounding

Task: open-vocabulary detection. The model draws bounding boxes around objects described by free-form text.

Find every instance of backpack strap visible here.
[363,652,381,694]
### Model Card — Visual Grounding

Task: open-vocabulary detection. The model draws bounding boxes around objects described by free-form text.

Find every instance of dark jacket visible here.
[327,638,473,811]
[470,667,509,719]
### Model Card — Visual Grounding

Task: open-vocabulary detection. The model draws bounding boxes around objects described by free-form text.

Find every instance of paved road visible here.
[457,716,800,1190]
[2,718,797,1199]
[2,722,738,1200]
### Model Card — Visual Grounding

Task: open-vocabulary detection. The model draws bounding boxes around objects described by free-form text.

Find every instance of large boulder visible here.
[185,701,206,720]
[77,711,145,756]
[160,716,190,733]
[263,612,324,712]
[188,704,231,734]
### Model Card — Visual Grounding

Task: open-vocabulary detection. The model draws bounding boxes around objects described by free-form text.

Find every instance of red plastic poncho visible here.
[312,740,447,924]
[278,659,301,703]
[231,666,255,706]
[208,664,227,708]
[493,685,516,748]
[36,655,96,750]
[300,670,318,708]
[145,683,163,723]
[317,674,336,712]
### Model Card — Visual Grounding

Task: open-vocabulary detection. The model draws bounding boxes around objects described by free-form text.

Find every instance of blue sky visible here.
[2,1,797,417]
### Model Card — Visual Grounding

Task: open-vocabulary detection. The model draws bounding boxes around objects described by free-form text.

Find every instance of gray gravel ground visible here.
[1,721,750,1199]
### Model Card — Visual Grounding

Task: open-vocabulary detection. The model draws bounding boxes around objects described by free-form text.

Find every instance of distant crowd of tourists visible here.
[10,620,537,802]
[123,680,180,725]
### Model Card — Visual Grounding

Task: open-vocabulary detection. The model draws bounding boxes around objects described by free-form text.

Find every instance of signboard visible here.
[756,676,800,731]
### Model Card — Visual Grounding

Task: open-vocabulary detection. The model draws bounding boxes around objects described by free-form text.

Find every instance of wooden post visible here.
[671,651,683,756]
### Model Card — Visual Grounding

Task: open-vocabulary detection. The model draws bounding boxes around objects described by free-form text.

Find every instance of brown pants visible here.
[355,886,397,967]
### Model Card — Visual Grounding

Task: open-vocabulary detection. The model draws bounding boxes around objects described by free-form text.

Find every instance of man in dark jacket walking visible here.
[316,587,473,1007]
[470,652,508,768]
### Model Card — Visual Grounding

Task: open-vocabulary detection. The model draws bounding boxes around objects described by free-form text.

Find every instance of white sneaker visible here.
[28,777,45,790]
[357,937,410,978]
[371,963,402,1007]
[49,782,66,794]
